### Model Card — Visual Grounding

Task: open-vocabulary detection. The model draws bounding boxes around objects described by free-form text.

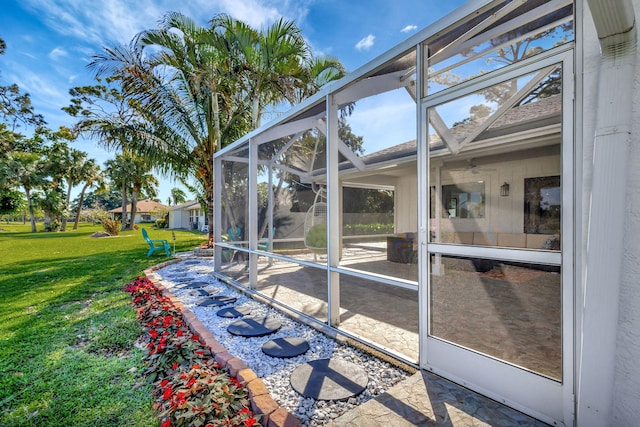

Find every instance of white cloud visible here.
[401,25,418,33]
[355,34,375,51]
[217,0,281,28]
[21,0,310,48]
[7,67,70,113]
[21,0,165,46]
[48,47,67,60]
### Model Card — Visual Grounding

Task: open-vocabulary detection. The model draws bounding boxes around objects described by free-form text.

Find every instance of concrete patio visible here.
[218,242,561,380]
[185,251,552,425]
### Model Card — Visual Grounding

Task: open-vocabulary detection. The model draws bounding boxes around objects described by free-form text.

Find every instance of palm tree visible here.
[64,78,148,229]
[71,159,102,230]
[0,151,45,232]
[129,156,159,226]
[104,155,131,230]
[59,148,89,231]
[89,12,344,239]
[41,140,78,230]
[213,15,345,127]
[105,153,157,230]
[170,187,187,206]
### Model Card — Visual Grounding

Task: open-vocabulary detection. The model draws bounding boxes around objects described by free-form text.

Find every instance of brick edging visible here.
[144,260,301,427]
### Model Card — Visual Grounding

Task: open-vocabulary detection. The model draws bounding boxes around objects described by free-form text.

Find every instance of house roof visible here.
[334,95,563,175]
[170,200,201,211]
[108,199,168,214]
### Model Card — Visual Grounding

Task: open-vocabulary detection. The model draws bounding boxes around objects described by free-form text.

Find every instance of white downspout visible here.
[578,1,637,425]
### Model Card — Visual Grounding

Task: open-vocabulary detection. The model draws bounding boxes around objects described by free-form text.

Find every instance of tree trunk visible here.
[61,180,73,231]
[121,181,128,231]
[130,186,139,230]
[258,174,284,240]
[24,188,36,232]
[72,183,89,230]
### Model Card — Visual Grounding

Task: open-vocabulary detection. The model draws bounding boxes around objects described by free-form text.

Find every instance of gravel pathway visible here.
[155,258,410,426]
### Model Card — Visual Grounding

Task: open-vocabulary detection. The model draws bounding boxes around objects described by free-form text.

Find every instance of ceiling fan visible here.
[445,159,496,174]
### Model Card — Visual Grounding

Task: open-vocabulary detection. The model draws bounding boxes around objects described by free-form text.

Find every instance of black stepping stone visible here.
[199,295,237,307]
[188,289,209,297]
[262,337,309,358]
[227,316,282,337]
[182,260,200,265]
[290,359,368,401]
[182,281,209,289]
[168,275,191,282]
[173,267,189,272]
[216,306,251,318]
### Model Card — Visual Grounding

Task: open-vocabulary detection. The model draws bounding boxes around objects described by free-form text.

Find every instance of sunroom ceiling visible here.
[219,0,574,182]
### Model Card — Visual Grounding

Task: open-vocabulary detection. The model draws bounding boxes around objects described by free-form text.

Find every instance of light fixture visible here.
[500,182,510,197]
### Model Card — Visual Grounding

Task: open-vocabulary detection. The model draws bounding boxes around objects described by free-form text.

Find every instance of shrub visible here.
[305,223,327,250]
[343,223,394,236]
[44,219,61,232]
[102,217,121,235]
[156,218,167,228]
[124,277,258,427]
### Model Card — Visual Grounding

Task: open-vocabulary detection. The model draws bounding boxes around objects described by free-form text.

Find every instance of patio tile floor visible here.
[213,243,560,425]
[330,370,548,426]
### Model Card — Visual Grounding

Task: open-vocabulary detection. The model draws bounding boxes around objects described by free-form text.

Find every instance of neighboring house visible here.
[108,199,168,224]
[213,1,640,426]
[168,200,207,231]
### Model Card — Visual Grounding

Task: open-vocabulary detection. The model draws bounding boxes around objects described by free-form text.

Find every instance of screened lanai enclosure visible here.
[214,1,575,424]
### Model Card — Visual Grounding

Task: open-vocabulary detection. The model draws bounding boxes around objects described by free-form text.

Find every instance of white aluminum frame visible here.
[213,1,579,424]
[420,47,575,426]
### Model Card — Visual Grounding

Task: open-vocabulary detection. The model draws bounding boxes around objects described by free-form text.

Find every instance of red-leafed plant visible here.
[124,276,258,427]
[200,237,214,249]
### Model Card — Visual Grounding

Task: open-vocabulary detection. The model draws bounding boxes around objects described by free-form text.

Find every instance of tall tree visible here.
[64,77,150,227]
[70,158,103,230]
[170,187,187,206]
[89,12,344,239]
[59,147,88,231]
[0,151,45,232]
[104,153,157,229]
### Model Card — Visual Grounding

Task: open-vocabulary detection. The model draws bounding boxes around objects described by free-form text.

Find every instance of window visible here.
[442,182,485,218]
[189,210,199,224]
[524,176,560,234]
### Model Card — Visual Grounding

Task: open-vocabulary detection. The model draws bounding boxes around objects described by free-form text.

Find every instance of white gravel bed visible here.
[155,258,409,426]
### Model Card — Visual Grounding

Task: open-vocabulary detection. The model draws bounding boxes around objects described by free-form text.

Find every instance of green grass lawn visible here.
[0,223,207,426]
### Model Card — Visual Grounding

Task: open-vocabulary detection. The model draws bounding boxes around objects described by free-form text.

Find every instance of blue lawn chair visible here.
[141,228,171,256]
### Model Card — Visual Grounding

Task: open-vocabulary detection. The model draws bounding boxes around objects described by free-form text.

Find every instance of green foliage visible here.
[0,189,25,214]
[155,218,167,228]
[343,223,394,236]
[124,277,258,427]
[73,188,122,211]
[305,223,327,251]
[0,224,206,426]
[343,187,394,214]
[0,82,46,131]
[169,187,187,206]
[102,216,121,235]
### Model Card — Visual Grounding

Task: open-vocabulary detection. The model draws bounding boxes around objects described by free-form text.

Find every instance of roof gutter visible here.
[578,1,637,425]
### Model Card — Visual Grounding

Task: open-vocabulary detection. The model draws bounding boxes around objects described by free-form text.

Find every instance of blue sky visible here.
[1,0,465,204]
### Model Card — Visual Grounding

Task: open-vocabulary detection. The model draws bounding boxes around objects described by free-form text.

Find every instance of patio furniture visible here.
[141,228,171,257]
[258,227,276,251]
[221,226,242,263]
[387,232,417,263]
[304,187,327,260]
